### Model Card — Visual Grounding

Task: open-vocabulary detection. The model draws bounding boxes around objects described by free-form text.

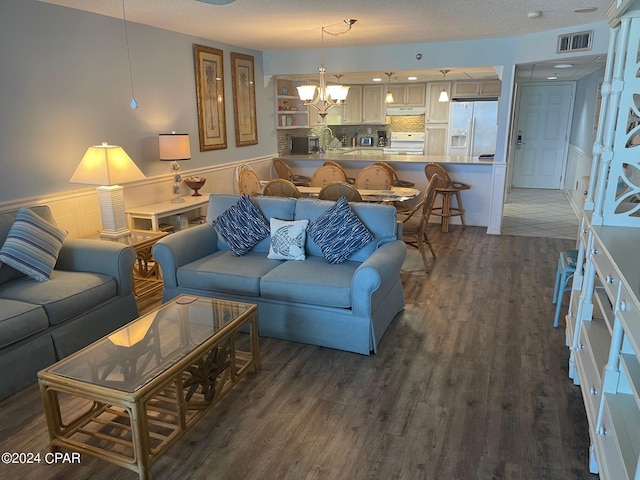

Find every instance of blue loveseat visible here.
[0,206,139,401]
[152,194,406,355]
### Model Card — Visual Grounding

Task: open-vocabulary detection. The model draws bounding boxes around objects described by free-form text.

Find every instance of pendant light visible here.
[122,0,138,109]
[384,72,395,104]
[297,20,356,118]
[438,69,450,103]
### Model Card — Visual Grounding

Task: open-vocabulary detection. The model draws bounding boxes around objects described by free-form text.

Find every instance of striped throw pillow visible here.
[307,196,374,264]
[0,207,68,281]
[211,195,270,256]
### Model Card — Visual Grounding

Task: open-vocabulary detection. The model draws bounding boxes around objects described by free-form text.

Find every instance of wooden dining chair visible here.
[373,161,414,212]
[318,181,362,202]
[262,178,301,198]
[310,165,348,187]
[397,174,439,272]
[373,162,415,187]
[323,161,355,184]
[355,164,393,190]
[273,159,311,186]
[237,167,262,196]
[425,163,470,232]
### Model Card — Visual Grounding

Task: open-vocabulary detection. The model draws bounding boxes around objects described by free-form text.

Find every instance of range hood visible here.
[385,106,426,116]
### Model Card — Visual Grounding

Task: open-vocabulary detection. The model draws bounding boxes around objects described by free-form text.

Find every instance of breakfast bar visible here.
[275,151,495,228]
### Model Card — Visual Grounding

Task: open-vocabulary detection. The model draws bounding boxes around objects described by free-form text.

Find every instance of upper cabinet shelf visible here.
[452,80,502,99]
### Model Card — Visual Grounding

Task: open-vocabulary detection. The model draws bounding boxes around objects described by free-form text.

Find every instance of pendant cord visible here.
[122,0,138,109]
[320,27,325,70]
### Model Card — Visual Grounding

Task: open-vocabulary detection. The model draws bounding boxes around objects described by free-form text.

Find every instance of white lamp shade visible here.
[159,133,191,161]
[70,142,145,186]
[326,85,349,102]
[438,89,450,102]
[297,84,317,102]
[384,91,395,104]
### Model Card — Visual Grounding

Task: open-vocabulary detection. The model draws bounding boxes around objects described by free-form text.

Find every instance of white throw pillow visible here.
[267,218,309,261]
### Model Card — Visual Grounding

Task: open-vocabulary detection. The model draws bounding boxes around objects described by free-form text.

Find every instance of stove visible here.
[382,132,425,155]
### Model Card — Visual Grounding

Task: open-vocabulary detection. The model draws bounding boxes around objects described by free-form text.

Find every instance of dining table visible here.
[296,186,421,202]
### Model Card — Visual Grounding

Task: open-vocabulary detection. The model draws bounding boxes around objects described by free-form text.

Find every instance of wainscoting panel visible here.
[563,144,592,213]
[0,155,276,238]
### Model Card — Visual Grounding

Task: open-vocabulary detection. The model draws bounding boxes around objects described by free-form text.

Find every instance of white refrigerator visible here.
[448,100,498,159]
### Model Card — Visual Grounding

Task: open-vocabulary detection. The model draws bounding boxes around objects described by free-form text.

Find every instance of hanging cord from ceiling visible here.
[322,19,357,37]
[122,0,138,109]
[318,19,357,77]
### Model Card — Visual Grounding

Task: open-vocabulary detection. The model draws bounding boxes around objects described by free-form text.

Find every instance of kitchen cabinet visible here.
[425,124,448,156]
[452,80,501,98]
[479,80,502,96]
[341,85,363,124]
[388,83,426,106]
[362,85,385,124]
[426,82,451,124]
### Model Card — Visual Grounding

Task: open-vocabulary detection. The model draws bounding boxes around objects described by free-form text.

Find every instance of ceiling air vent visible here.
[557,30,593,53]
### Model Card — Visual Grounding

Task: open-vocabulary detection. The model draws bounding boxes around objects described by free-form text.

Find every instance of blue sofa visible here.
[152,194,406,355]
[0,206,139,401]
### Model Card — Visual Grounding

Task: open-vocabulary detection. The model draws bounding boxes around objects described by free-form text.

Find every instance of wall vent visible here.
[557,30,593,53]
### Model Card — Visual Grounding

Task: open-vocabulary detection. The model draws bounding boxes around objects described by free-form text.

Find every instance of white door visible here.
[511,83,574,189]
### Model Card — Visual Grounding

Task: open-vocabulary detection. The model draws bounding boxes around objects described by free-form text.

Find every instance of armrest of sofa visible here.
[351,240,407,315]
[152,224,219,289]
[56,238,136,297]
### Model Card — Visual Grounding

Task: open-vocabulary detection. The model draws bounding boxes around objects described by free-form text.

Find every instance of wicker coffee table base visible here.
[38,307,260,480]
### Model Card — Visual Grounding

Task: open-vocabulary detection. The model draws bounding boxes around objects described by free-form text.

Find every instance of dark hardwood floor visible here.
[0,226,596,480]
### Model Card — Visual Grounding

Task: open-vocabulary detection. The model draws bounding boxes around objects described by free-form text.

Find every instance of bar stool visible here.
[552,250,578,328]
[424,163,470,232]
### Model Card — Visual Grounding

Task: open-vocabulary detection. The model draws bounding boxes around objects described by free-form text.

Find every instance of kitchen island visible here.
[275,151,496,229]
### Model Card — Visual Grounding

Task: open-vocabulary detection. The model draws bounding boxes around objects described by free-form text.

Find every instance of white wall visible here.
[0,0,277,203]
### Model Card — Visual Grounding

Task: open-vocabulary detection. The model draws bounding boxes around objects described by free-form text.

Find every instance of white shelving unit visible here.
[275,78,311,129]
[566,2,640,478]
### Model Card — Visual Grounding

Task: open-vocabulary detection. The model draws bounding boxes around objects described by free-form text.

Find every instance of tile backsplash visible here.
[276,115,426,153]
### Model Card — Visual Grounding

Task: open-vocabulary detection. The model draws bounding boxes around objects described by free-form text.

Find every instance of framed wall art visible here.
[193,44,227,151]
[230,52,258,147]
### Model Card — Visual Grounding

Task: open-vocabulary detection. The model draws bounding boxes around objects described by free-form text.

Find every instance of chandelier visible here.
[297,19,357,118]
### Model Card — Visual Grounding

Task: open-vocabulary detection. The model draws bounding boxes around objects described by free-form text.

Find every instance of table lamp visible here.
[70,142,145,238]
[159,132,191,203]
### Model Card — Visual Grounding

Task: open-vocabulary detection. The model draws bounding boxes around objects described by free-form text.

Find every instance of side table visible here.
[126,196,209,232]
[85,230,169,300]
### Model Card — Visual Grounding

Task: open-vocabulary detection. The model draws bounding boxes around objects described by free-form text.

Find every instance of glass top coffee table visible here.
[38,295,260,479]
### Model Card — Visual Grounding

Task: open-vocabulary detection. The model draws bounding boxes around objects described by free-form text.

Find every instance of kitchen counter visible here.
[275,152,497,228]
[276,151,495,165]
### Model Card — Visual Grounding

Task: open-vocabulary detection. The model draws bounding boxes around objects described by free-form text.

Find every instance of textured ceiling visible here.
[38,0,611,50]
[37,0,610,81]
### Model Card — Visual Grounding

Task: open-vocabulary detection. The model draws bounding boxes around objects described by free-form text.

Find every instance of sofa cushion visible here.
[261,256,358,308]
[307,197,374,264]
[295,198,398,263]
[267,218,308,261]
[0,270,117,325]
[206,194,297,253]
[0,206,57,286]
[210,195,270,256]
[177,250,282,296]
[0,207,68,281]
[0,299,49,348]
